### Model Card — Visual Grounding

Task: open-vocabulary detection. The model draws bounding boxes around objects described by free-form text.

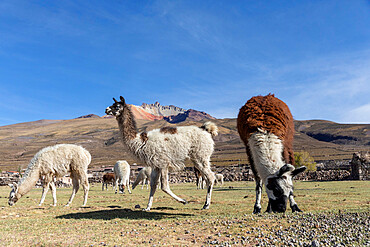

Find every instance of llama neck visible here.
[116,105,138,144]
[17,162,40,196]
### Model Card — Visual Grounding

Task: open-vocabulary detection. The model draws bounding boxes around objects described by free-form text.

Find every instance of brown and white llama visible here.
[105,96,218,210]
[237,94,306,213]
[102,172,116,191]
[194,167,205,189]
[8,144,91,207]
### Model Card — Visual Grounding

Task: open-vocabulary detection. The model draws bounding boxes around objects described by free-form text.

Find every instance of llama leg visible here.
[66,176,79,207]
[141,178,145,189]
[50,181,57,206]
[289,192,303,212]
[195,163,215,210]
[39,181,50,206]
[144,168,160,211]
[80,174,89,207]
[247,147,262,214]
[114,179,117,193]
[254,177,262,214]
[126,179,132,194]
[160,167,187,204]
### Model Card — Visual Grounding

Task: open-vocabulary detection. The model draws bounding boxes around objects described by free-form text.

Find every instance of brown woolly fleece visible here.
[237,94,295,165]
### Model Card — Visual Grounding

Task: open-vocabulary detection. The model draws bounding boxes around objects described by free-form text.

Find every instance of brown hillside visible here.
[0,117,368,171]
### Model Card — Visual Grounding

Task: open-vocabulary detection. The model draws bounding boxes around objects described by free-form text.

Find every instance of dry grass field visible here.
[0,181,369,246]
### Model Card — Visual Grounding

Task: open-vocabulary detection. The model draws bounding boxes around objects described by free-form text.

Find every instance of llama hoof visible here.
[253,206,261,214]
[143,208,151,212]
[64,204,70,207]
[181,200,188,205]
[50,204,57,207]
[202,204,210,210]
[291,204,303,213]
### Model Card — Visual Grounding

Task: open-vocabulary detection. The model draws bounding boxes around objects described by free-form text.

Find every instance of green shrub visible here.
[294,151,316,171]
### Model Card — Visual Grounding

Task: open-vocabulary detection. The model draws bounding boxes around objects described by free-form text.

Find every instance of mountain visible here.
[129,102,214,123]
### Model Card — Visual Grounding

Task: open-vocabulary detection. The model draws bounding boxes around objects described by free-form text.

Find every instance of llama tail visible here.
[200,121,218,137]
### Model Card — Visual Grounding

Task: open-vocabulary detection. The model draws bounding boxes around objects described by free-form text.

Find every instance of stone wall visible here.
[0,161,361,187]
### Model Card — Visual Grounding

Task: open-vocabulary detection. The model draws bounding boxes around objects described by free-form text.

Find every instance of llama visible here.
[215,174,224,186]
[102,173,116,191]
[106,96,218,210]
[132,166,152,190]
[237,94,306,213]
[194,167,205,189]
[114,160,131,194]
[8,144,91,207]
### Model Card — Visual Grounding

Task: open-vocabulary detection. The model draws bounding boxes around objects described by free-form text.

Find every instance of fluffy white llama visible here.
[114,160,132,194]
[215,174,224,186]
[8,144,91,207]
[106,96,218,210]
[132,166,152,190]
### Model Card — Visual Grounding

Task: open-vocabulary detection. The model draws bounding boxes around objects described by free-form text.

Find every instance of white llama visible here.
[8,144,91,207]
[106,96,218,210]
[215,174,224,186]
[114,160,131,194]
[132,166,152,190]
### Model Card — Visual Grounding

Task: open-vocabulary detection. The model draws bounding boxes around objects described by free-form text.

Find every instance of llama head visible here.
[265,164,306,213]
[8,182,21,206]
[105,96,126,117]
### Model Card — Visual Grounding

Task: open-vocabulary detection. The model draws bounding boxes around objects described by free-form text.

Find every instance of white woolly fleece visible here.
[114,160,130,184]
[126,125,215,171]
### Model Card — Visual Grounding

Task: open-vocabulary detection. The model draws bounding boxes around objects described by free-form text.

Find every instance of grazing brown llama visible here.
[106,96,218,210]
[237,94,306,213]
[102,173,116,191]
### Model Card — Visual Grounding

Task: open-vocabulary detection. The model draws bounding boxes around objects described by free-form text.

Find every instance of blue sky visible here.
[0,0,369,126]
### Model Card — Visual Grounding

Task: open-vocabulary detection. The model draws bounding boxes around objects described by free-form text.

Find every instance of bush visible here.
[294,151,316,171]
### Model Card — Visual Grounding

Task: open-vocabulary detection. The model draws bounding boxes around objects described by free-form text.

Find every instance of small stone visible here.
[312,240,320,247]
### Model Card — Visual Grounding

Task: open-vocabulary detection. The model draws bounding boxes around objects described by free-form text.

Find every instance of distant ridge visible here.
[76,114,100,119]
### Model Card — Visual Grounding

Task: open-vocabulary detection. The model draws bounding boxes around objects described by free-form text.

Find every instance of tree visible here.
[294,151,316,171]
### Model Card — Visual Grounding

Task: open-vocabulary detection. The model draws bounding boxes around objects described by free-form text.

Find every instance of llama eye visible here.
[282,176,287,180]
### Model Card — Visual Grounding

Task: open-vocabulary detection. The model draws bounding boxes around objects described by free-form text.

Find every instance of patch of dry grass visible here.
[0,181,368,246]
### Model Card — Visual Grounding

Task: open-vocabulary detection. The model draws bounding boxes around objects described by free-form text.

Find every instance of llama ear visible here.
[291,166,307,177]
[120,96,125,105]
[277,164,295,177]
[113,98,118,103]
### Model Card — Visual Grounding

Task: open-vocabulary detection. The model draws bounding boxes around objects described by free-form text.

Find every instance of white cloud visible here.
[343,103,370,123]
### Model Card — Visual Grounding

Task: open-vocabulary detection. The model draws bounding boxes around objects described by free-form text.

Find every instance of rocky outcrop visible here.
[76,114,100,119]
[129,102,215,123]
[164,109,216,123]
[350,151,370,180]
